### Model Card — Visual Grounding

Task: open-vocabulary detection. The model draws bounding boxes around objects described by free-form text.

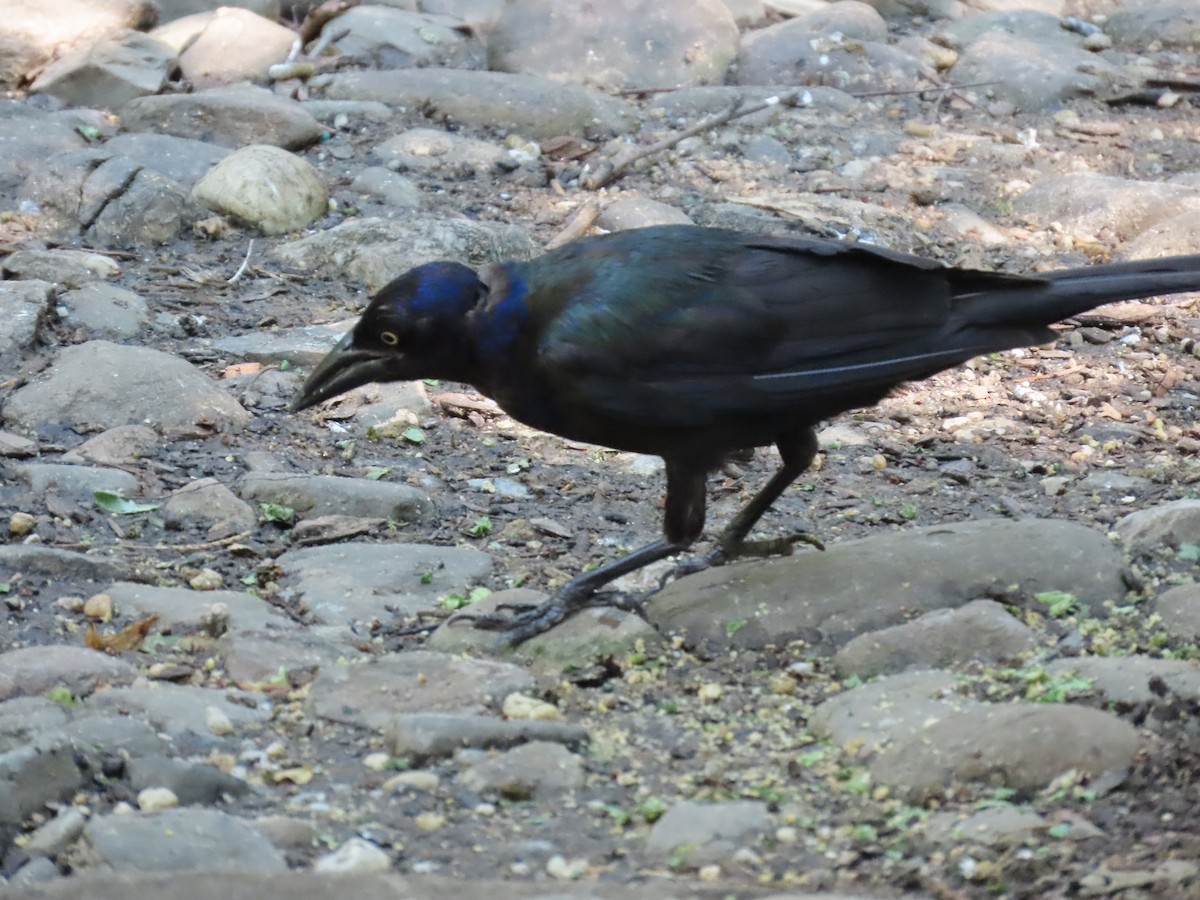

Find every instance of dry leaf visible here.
[222,362,263,378]
[85,615,159,654]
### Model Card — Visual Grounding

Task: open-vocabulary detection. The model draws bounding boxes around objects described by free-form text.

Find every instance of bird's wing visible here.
[533,230,1041,425]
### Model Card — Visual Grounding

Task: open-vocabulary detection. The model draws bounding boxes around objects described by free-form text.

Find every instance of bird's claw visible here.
[660,530,824,588]
[450,589,647,646]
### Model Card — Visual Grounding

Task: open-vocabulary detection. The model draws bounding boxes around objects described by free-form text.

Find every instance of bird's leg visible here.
[670,429,820,579]
[456,459,710,644]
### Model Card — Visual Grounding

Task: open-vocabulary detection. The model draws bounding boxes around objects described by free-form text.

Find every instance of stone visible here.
[80,807,287,873]
[1156,583,1200,641]
[833,599,1038,678]
[171,7,299,89]
[457,741,584,800]
[1106,1,1200,50]
[318,69,637,140]
[0,546,133,584]
[1117,499,1200,553]
[307,651,534,729]
[0,742,85,829]
[62,425,160,467]
[1044,655,1200,705]
[30,30,177,109]
[736,25,923,92]
[596,197,693,231]
[100,133,229,188]
[277,539,492,626]
[487,0,738,90]
[947,31,1115,113]
[0,280,54,363]
[386,713,588,763]
[128,755,251,804]
[645,800,771,868]
[0,0,158,84]
[870,703,1141,802]
[0,110,89,203]
[162,478,257,532]
[374,128,508,174]
[13,463,140,503]
[349,167,423,210]
[121,85,324,150]
[103,582,289,636]
[270,216,537,293]
[648,519,1126,652]
[84,683,271,739]
[58,284,150,339]
[192,144,328,235]
[0,645,137,702]
[2,250,120,288]
[3,340,251,432]
[324,7,482,70]
[239,472,432,524]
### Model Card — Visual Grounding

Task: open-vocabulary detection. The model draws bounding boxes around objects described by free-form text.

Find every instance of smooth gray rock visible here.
[100,133,229,187]
[833,599,1038,678]
[0,111,89,202]
[162,478,257,532]
[240,472,433,524]
[80,807,287,873]
[457,741,584,800]
[0,280,54,362]
[737,26,923,91]
[1044,655,1200,705]
[596,197,693,231]
[1106,0,1200,49]
[307,651,534,729]
[128,755,252,804]
[936,9,1063,49]
[0,698,71,752]
[325,7,482,69]
[0,645,137,702]
[1015,176,1200,242]
[84,683,270,739]
[374,128,508,174]
[811,670,974,750]
[3,340,250,432]
[271,216,537,293]
[487,0,737,90]
[279,540,493,627]
[386,713,588,763]
[0,741,84,828]
[318,69,637,140]
[121,85,324,150]
[350,167,423,209]
[30,30,177,109]
[0,0,158,84]
[1117,499,1200,553]
[12,463,139,503]
[59,284,150,339]
[645,800,771,867]
[216,629,349,684]
[103,582,289,636]
[0,546,132,583]
[948,31,1114,112]
[1122,210,1200,260]
[648,519,1126,652]
[1156,582,1200,641]
[1,249,120,288]
[870,703,1141,802]
[62,425,160,466]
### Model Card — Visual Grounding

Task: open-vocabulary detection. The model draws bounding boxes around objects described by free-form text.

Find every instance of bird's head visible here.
[292,261,485,411]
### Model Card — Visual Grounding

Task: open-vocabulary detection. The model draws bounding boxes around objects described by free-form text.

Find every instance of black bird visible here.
[293,225,1200,642]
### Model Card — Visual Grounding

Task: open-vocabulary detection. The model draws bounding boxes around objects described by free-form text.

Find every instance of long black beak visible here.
[291,333,395,412]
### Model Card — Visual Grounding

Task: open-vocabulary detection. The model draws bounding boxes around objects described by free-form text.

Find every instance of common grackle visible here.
[294,225,1200,643]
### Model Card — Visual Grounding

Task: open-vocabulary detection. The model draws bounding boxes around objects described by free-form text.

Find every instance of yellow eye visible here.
[380,330,399,346]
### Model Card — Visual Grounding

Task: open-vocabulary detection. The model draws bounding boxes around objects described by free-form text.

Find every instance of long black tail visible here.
[959,254,1200,328]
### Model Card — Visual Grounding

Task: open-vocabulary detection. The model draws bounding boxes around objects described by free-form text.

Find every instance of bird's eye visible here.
[380,330,400,346]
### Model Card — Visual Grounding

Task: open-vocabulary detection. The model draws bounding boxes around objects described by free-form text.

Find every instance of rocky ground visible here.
[2,0,1200,897]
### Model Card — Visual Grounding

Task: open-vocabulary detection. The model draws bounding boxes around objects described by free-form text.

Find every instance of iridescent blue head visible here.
[292,261,484,411]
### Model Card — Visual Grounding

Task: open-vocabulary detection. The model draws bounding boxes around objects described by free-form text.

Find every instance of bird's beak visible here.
[291,332,395,412]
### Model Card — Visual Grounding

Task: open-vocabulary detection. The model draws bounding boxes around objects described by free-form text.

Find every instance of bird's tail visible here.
[957,253,1200,328]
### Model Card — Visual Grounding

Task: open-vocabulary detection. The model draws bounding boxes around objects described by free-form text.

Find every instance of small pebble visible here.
[697,682,723,702]
[315,837,390,873]
[546,854,587,880]
[414,812,445,831]
[9,511,35,535]
[189,568,224,591]
[363,752,391,771]
[137,787,179,811]
[698,863,722,881]
[82,593,113,621]
[205,705,234,736]
[503,692,562,721]
[384,770,440,792]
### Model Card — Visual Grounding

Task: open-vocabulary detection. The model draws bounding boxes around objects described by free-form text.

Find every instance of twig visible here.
[545,202,602,249]
[227,240,255,284]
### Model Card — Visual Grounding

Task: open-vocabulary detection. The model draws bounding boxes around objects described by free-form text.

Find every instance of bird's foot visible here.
[451,588,643,646]
[661,530,824,587]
